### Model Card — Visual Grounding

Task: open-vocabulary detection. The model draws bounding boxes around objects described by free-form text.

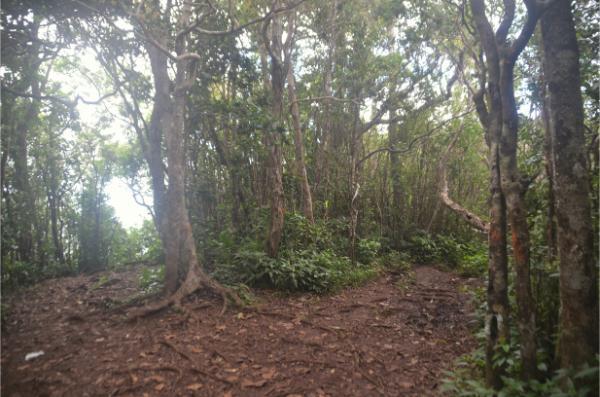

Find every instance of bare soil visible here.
[1,265,478,396]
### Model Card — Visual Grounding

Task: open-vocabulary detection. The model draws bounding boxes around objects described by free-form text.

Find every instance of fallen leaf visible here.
[261,367,277,380]
[25,351,44,361]
[146,375,165,383]
[241,379,267,388]
[186,383,203,391]
[225,375,239,383]
[154,383,165,391]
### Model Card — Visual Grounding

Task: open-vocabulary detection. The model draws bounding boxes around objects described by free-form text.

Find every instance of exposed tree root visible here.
[126,264,244,320]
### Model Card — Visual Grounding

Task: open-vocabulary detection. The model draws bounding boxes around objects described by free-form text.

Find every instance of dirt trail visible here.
[1,265,478,396]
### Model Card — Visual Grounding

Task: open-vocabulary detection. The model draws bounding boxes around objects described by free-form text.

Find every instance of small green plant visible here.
[375,250,412,273]
[407,233,441,263]
[92,275,109,289]
[138,266,165,293]
[458,250,487,277]
[357,238,381,265]
[212,247,378,294]
[1,260,33,289]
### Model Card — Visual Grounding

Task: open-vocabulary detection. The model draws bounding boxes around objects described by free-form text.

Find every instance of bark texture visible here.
[262,2,288,257]
[287,68,314,223]
[470,0,539,380]
[541,0,599,371]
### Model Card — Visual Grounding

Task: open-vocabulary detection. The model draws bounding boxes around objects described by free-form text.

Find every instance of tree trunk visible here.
[486,145,511,388]
[145,42,169,240]
[388,114,404,245]
[470,0,539,381]
[499,60,537,380]
[287,68,314,223]
[541,0,599,371]
[315,0,338,200]
[14,60,41,263]
[48,188,65,263]
[472,81,510,390]
[263,4,286,257]
[539,75,558,261]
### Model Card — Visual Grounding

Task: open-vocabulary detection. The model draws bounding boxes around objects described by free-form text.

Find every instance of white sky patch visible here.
[106,179,151,229]
[49,47,152,229]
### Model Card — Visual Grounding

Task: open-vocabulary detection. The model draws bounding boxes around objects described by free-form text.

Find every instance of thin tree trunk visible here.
[541,0,599,372]
[145,42,169,240]
[486,144,511,388]
[470,0,540,381]
[315,0,338,199]
[499,60,537,380]
[263,4,286,257]
[287,68,314,223]
[541,85,557,261]
[388,115,404,245]
[14,57,41,263]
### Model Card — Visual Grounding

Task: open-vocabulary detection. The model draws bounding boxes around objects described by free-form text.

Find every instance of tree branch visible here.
[2,84,117,108]
[438,123,490,233]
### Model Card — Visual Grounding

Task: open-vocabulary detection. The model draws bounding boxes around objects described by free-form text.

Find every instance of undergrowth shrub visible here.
[407,233,442,263]
[207,213,387,293]
[442,275,598,397]
[357,238,381,265]
[1,259,75,290]
[443,349,598,397]
[212,248,378,293]
[404,232,487,276]
[374,250,412,273]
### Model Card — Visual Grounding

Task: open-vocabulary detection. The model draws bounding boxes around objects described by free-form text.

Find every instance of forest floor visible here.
[1,264,479,397]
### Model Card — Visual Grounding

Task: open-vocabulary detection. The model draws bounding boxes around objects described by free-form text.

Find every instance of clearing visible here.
[1,265,478,396]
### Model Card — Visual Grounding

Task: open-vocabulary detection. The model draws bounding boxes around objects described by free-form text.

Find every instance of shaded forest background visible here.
[1,0,598,394]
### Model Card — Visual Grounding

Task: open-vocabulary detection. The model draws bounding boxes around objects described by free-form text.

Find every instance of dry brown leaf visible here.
[186,383,203,391]
[146,375,165,383]
[261,367,277,380]
[399,381,413,389]
[225,375,239,383]
[154,383,165,391]
[241,378,267,388]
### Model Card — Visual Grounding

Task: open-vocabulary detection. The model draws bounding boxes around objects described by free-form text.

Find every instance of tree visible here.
[260,0,294,257]
[469,0,548,383]
[287,46,315,223]
[540,0,599,373]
